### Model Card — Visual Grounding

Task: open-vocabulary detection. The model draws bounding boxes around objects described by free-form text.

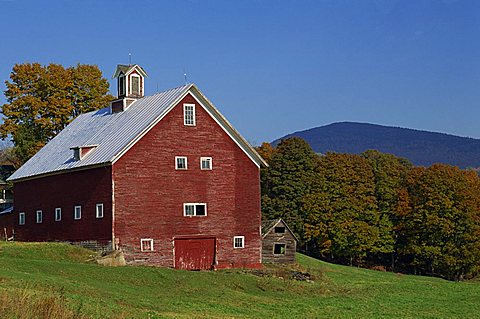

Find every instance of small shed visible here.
[261,218,298,264]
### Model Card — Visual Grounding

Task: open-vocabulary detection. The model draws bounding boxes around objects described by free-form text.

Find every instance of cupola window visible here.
[118,74,126,96]
[131,74,140,95]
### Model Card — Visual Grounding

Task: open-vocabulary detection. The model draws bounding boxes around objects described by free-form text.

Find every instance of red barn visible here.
[8,64,267,270]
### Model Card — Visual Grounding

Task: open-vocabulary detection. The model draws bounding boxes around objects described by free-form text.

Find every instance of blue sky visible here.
[0,0,479,145]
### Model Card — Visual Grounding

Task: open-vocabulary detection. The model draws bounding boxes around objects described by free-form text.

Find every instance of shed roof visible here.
[261,218,298,242]
[8,84,267,182]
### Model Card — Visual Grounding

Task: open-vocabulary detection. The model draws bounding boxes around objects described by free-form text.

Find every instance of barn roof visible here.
[261,218,299,242]
[8,84,267,182]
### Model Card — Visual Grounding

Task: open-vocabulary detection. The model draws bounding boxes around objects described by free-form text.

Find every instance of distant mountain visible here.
[275,122,480,168]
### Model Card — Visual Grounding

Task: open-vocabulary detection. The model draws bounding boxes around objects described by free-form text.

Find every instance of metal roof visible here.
[8,84,267,182]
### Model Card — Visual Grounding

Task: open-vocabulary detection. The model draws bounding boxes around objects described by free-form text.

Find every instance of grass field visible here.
[0,242,479,318]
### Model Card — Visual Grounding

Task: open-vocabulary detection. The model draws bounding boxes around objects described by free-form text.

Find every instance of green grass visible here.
[0,242,479,318]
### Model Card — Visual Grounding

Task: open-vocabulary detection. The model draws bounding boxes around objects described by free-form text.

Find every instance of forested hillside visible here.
[276,122,480,168]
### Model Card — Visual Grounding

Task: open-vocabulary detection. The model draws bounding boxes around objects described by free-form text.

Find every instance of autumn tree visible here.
[400,164,480,280]
[260,137,319,242]
[303,152,394,265]
[1,63,114,163]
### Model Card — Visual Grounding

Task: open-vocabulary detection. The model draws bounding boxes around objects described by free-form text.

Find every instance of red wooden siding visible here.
[13,166,112,244]
[113,93,262,268]
[174,237,216,270]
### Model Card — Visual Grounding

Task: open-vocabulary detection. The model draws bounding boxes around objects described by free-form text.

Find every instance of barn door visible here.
[174,237,215,270]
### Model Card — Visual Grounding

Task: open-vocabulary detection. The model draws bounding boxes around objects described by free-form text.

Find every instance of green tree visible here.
[303,152,394,265]
[261,137,319,242]
[1,63,113,164]
[402,164,480,280]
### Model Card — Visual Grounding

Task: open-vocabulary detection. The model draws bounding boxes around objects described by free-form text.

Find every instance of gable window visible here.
[274,243,286,255]
[96,203,104,219]
[183,104,195,126]
[175,156,188,170]
[141,238,154,252]
[74,205,82,220]
[36,210,43,223]
[55,208,62,221]
[200,157,212,170]
[183,203,207,216]
[233,236,245,248]
[274,226,285,233]
[19,212,25,225]
[130,74,140,95]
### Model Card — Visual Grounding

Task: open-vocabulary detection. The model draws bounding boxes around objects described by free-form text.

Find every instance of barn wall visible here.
[262,221,297,263]
[13,166,112,248]
[113,93,262,268]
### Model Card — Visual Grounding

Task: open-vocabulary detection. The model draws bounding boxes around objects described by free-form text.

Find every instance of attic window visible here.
[183,104,195,126]
[274,226,285,233]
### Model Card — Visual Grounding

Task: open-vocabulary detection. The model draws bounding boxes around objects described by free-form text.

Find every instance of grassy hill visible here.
[0,242,479,318]
[276,122,480,168]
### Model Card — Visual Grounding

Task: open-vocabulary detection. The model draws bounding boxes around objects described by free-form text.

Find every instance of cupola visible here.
[111,64,148,113]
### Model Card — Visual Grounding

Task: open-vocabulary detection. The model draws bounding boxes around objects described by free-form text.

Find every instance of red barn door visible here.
[174,237,216,270]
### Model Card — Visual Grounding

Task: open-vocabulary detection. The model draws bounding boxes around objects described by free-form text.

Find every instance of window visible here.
[118,74,126,96]
[55,208,62,221]
[274,226,285,233]
[274,243,286,255]
[74,205,82,220]
[233,236,244,248]
[141,238,154,252]
[200,157,212,170]
[19,212,25,225]
[96,203,104,218]
[175,156,188,170]
[183,203,207,216]
[183,104,195,126]
[131,74,140,95]
[36,210,43,223]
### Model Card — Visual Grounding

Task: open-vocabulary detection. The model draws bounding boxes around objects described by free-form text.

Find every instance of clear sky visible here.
[0,0,479,145]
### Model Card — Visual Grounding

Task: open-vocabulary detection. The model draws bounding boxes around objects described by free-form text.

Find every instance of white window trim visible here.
[19,212,25,225]
[200,157,212,170]
[175,156,188,170]
[183,103,196,126]
[74,205,82,220]
[140,238,154,252]
[36,210,43,224]
[55,207,62,221]
[96,203,104,219]
[130,73,141,95]
[183,203,207,217]
[233,236,245,249]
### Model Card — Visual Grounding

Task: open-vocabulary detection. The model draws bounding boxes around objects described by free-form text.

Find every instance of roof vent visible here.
[71,145,97,161]
[110,64,148,113]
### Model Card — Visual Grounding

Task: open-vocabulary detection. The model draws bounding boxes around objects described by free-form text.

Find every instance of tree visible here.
[400,164,480,280]
[260,137,319,242]
[1,63,114,163]
[303,152,394,266]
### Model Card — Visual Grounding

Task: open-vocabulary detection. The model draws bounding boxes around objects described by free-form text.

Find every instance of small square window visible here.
[55,208,62,221]
[200,157,212,170]
[234,236,244,248]
[274,226,285,233]
[141,238,154,252]
[175,156,188,170]
[183,104,196,126]
[274,243,286,255]
[183,203,207,217]
[96,203,104,218]
[74,205,82,220]
[19,212,25,225]
[36,210,43,223]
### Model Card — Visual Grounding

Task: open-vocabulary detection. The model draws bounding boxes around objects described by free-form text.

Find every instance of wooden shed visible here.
[261,218,298,264]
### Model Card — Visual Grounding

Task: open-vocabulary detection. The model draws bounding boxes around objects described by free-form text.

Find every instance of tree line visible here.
[258,137,480,281]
